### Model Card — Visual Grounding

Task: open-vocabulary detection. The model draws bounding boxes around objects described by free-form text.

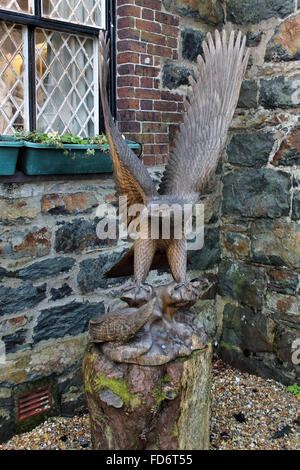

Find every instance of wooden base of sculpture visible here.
[83,342,212,450]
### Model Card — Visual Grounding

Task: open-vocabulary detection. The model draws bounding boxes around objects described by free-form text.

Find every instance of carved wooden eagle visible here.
[99,30,249,288]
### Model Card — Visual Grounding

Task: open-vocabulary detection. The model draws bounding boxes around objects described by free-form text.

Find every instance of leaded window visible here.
[0,0,110,137]
[0,22,25,134]
[42,0,104,28]
[0,0,33,14]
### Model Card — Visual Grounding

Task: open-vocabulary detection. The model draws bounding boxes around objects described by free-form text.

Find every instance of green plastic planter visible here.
[20,140,140,175]
[0,135,24,175]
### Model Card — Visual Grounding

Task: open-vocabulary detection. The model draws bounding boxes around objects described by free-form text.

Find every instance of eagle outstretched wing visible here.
[99,33,158,229]
[99,30,249,281]
[158,30,249,202]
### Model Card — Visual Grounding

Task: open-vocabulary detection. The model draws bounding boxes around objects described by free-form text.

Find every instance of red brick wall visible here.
[116,0,184,165]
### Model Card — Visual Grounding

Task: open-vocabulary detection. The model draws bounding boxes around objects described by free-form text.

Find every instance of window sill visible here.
[0,170,113,184]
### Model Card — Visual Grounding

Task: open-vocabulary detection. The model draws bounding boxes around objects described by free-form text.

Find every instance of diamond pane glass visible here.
[0,0,33,14]
[0,22,25,135]
[35,29,95,136]
[42,0,104,28]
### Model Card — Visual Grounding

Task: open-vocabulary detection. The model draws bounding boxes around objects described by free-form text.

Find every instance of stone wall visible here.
[0,167,218,442]
[0,177,121,441]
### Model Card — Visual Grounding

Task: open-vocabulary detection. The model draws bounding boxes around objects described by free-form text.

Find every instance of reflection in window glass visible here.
[35,29,96,136]
[0,22,25,135]
[0,0,33,14]
[42,0,104,28]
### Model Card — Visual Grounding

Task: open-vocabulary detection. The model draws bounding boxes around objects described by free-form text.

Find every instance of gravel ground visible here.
[210,358,299,450]
[0,358,299,450]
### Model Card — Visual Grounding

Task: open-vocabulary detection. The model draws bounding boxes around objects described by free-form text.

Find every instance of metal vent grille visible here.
[17,386,52,421]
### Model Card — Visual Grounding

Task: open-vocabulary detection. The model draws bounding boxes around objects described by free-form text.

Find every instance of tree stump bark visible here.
[83,342,212,450]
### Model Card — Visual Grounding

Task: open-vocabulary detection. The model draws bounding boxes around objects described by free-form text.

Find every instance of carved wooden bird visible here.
[89,298,156,343]
[99,30,249,294]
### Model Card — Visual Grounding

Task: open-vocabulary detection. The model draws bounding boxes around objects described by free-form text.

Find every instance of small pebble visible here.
[233,412,247,423]
[294,416,300,427]
[79,438,90,448]
[271,426,293,439]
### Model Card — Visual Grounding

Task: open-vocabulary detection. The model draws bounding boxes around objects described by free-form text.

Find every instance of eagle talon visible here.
[121,282,153,307]
[168,280,209,307]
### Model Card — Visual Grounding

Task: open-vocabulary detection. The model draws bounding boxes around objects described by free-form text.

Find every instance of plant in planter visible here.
[14,130,140,175]
[0,134,24,175]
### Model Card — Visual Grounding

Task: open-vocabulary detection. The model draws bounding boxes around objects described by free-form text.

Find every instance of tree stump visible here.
[83,342,212,450]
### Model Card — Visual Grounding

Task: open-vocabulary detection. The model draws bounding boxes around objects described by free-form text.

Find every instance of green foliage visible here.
[286,383,300,397]
[172,421,179,438]
[93,373,142,410]
[14,130,109,157]
[220,341,234,351]
[152,375,178,406]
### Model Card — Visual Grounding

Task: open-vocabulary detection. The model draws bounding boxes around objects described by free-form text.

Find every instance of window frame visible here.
[0,0,116,134]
